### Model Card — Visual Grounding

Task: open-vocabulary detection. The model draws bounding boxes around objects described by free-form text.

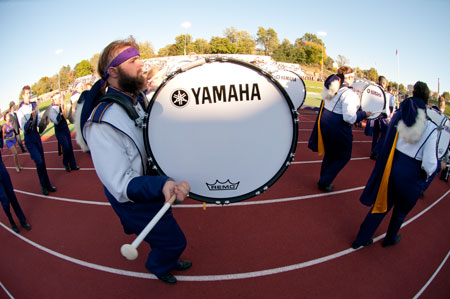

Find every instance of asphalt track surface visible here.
[1,108,449,299]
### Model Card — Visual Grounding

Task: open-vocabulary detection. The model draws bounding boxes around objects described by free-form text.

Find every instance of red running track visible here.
[1,108,449,299]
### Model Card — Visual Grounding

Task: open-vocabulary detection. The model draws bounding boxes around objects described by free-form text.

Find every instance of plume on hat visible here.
[321,74,342,100]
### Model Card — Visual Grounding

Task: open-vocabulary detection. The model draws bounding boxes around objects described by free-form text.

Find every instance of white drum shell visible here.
[271,70,306,110]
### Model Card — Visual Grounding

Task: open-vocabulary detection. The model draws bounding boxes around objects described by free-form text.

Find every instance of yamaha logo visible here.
[171,89,189,107]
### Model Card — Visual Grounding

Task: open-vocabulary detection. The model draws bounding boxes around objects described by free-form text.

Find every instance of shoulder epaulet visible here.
[91,102,114,123]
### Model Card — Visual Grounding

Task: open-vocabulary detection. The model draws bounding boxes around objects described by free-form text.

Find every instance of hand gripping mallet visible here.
[120,194,177,260]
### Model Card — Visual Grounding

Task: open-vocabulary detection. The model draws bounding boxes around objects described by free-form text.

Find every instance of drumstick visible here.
[120,194,177,260]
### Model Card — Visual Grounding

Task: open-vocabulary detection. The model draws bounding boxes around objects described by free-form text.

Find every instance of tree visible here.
[443,91,450,101]
[256,27,279,55]
[32,77,53,95]
[336,55,349,68]
[224,27,256,54]
[175,34,193,55]
[90,53,100,75]
[58,65,76,91]
[366,68,378,82]
[74,60,93,78]
[191,38,210,54]
[138,41,155,59]
[158,44,178,56]
[300,33,322,45]
[209,36,237,54]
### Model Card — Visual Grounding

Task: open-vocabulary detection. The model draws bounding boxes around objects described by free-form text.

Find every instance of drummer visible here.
[82,36,191,284]
[16,85,56,195]
[49,94,79,172]
[369,76,396,160]
[352,81,438,248]
[310,66,372,191]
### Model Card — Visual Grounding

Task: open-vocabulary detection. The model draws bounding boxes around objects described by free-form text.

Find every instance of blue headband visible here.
[102,47,140,80]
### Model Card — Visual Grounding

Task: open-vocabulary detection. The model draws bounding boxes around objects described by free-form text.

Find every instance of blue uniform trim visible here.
[92,102,113,123]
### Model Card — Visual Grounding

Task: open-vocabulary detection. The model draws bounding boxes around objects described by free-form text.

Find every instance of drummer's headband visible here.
[344,72,355,78]
[103,47,140,80]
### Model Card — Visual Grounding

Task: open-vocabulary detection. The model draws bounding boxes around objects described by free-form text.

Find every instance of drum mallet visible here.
[120,194,177,260]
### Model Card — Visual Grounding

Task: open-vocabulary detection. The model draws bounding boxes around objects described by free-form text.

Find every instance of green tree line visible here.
[28,27,448,101]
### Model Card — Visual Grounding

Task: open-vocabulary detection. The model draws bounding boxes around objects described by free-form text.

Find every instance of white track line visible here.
[14,186,365,208]
[0,281,14,299]
[1,189,449,282]
[412,250,450,299]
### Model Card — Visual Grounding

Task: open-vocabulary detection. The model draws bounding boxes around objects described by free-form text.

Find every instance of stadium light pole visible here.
[317,31,327,80]
[181,21,191,56]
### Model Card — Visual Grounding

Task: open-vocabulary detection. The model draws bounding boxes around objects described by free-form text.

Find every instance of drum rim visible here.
[271,69,307,110]
[360,84,386,120]
[143,56,299,204]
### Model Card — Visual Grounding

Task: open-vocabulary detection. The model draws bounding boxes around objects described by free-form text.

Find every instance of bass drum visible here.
[271,70,306,110]
[427,107,450,160]
[144,57,298,204]
[352,80,386,120]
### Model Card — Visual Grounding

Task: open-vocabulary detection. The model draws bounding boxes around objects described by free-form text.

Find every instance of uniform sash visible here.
[371,132,399,213]
[317,101,325,156]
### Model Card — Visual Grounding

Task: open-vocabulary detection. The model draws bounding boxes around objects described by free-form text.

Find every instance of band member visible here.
[0,150,31,233]
[352,81,437,249]
[308,66,371,191]
[9,101,27,153]
[369,76,396,160]
[16,86,56,195]
[81,37,191,284]
[49,94,79,172]
[2,113,22,172]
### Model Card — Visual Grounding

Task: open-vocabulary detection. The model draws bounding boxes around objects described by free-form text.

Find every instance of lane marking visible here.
[0,281,14,299]
[14,186,365,208]
[1,189,448,282]
[412,250,450,299]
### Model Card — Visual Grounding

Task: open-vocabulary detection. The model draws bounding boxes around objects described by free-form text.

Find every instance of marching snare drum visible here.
[144,57,298,204]
[271,70,306,110]
[427,107,450,160]
[352,80,386,120]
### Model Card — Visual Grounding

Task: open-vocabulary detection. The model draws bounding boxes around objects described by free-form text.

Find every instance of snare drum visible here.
[352,80,386,120]
[144,57,298,204]
[271,70,306,110]
[427,107,450,160]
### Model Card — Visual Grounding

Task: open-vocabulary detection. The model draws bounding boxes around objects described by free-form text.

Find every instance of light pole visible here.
[181,21,191,56]
[317,31,327,80]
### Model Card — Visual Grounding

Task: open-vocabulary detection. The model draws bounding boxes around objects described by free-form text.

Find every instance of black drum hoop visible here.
[143,56,299,204]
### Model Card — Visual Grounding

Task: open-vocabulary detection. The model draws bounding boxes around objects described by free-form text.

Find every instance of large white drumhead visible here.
[145,59,297,204]
[437,119,450,160]
[360,84,386,120]
[271,70,306,110]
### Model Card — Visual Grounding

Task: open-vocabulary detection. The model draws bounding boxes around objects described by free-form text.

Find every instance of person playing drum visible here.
[369,76,396,160]
[352,81,438,249]
[82,36,191,285]
[310,66,372,191]
[16,85,56,195]
[49,94,79,172]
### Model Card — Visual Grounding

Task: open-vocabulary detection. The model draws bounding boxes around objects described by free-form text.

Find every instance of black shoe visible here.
[382,235,402,248]
[318,182,334,192]
[351,238,373,249]
[65,166,71,172]
[21,223,31,230]
[175,260,192,271]
[72,166,80,171]
[370,153,378,160]
[48,186,57,192]
[156,273,177,284]
[11,224,19,233]
[42,187,49,195]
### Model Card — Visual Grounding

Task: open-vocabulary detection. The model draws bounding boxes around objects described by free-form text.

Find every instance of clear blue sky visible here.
[1,0,449,111]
